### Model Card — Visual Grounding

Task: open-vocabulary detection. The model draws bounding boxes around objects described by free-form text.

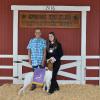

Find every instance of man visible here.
[27,28,46,90]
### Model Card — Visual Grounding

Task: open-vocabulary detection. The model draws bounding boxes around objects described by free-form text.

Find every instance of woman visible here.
[46,32,63,94]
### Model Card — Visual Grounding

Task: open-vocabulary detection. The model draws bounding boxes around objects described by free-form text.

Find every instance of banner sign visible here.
[32,68,45,85]
[19,12,80,28]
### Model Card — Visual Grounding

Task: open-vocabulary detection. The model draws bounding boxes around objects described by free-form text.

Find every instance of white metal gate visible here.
[13,55,82,84]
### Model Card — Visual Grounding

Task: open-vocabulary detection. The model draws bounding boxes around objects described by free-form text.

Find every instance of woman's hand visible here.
[50,57,56,63]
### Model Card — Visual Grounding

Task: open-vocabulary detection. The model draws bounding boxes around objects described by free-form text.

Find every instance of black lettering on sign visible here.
[46,6,55,11]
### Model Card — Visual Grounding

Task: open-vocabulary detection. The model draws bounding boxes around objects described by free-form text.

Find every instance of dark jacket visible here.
[46,42,63,65]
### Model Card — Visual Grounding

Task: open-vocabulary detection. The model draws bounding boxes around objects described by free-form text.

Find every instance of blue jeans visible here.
[32,65,44,72]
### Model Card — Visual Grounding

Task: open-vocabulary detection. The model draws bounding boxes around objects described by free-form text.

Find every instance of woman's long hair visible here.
[47,32,58,51]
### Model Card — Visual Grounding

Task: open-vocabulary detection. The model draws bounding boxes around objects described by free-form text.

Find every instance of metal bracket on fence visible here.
[13,76,24,80]
[13,61,22,63]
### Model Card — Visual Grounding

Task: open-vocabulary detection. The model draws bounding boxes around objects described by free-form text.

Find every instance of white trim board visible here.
[0,55,99,59]
[0,66,13,69]
[0,55,13,58]
[11,5,90,11]
[0,77,13,80]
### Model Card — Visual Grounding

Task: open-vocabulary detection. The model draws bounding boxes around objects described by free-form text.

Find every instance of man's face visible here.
[35,29,41,38]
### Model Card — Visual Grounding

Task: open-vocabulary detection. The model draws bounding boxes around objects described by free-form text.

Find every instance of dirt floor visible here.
[0,84,100,100]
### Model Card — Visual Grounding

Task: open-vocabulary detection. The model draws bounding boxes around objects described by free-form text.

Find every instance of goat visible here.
[18,59,53,95]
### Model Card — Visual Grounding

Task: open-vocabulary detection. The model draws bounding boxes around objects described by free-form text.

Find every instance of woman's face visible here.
[49,34,54,42]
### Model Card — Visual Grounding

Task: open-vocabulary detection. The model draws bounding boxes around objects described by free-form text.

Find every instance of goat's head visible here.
[46,59,53,71]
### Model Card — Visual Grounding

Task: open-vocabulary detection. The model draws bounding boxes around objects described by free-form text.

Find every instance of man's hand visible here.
[28,49,32,65]
[29,59,32,65]
[42,48,46,67]
[41,62,44,67]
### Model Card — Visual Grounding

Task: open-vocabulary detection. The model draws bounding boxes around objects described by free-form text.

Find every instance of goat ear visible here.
[45,67,48,70]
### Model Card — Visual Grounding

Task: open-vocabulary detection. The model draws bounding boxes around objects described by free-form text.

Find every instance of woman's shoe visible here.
[54,87,60,91]
[48,90,54,95]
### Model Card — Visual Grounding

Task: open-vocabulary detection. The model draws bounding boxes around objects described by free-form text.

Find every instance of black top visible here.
[46,42,63,62]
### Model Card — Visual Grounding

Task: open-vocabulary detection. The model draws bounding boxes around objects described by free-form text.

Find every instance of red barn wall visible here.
[0,0,100,85]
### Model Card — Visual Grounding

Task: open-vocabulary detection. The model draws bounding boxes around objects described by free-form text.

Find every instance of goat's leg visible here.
[43,74,46,91]
[18,72,33,95]
[44,70,52,92]
[43,83,46,91]
[46,80,51,92]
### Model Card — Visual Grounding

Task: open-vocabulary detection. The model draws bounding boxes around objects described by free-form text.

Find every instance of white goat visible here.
[18,60,53,95]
